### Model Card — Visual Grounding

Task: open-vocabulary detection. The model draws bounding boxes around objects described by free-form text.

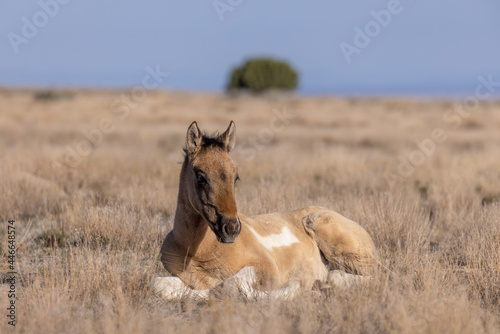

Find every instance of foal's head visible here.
[183,121,241,243]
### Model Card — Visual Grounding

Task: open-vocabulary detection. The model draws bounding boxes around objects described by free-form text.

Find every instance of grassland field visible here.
[0,88,499,333]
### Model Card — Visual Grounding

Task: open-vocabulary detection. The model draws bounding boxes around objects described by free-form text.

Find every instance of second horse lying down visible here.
[151,121,380,300]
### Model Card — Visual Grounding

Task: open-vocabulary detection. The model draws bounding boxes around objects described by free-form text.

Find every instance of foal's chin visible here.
[212,226,239,244]
[216,234,238,244]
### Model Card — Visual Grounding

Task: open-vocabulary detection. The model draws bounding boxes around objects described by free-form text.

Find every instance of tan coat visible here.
[160,121,379,291]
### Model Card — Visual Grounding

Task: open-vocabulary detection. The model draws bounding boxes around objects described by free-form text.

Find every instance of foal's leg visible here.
[221,267,301,300]
[268,279,301,300]
[152,267,303,301]
[219,266,259,298]
[151,268,259,301]
[327,270,372,289]
[302,210,379,275]
[151,276,210,301]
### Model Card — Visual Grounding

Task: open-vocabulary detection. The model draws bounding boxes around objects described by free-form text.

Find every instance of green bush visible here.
[227,58,298,92]
[33,89,74,102]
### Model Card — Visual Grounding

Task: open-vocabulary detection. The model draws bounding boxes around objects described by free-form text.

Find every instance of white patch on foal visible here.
[245,224,299,251]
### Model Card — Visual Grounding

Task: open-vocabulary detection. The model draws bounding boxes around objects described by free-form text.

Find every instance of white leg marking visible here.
[245,224,300,251]
[327,270,372,289]
[223,267,301,300]
[222,266,258,298]
[269,279,301,300]
[152,267,303,302]
[151,276,210,301]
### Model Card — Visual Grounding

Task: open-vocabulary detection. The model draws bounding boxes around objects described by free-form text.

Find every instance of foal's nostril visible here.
[236,218,241,234]
[222,224,230,238]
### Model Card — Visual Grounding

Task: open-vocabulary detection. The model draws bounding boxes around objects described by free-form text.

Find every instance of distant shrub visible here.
[227,58,298,92]
[33,89,74,102]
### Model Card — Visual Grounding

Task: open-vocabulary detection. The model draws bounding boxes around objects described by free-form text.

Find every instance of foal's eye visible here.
[235,174,240,184]
[196,174,207,186]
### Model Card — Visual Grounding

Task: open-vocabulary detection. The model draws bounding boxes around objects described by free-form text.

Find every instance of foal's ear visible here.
[221,121,236,152]
[186,121,202,155]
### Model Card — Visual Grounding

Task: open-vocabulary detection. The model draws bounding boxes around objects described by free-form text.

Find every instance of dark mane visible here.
[183,132,225,158]
[200,133,225,149]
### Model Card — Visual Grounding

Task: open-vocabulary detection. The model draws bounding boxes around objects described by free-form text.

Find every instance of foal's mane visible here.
[183,131,226,158]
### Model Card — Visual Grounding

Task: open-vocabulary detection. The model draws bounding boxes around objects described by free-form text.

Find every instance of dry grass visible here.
[0,88,499,333]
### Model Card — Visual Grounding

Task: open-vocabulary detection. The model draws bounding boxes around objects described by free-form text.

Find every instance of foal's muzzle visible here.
[214,214,241,244]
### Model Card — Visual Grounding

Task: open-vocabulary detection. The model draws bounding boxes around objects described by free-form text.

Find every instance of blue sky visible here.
[1,0,499,96]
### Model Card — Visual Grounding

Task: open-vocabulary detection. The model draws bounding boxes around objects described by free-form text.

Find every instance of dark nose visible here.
[219,216,241,243]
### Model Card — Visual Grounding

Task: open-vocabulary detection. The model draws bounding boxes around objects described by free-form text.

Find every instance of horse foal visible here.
[152,121,379,300]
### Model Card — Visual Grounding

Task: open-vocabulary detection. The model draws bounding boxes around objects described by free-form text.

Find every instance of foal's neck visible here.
[171,159,218,257]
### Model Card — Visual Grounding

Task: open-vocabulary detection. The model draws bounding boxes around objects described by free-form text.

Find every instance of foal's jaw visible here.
[184,120,241,244]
